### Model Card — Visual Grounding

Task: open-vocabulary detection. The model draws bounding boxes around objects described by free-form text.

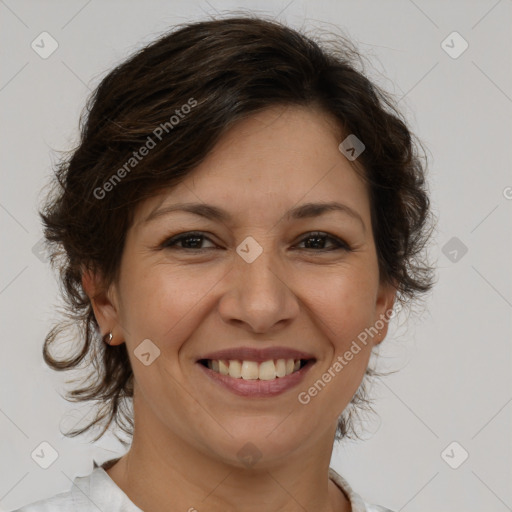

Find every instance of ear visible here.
[372,279,398,346]
[81,267,123,345]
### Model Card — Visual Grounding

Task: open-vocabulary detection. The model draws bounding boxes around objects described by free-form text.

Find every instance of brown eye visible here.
[295,232,351,251]
[162,231,217,250]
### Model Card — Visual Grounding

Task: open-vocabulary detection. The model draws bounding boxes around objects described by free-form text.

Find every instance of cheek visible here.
[305,267,378,347]
[300,267,377,407]
[118,262,224,344]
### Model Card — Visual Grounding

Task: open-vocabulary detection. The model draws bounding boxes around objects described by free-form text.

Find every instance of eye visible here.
[294,232,351,251]
[160,231,351,252]
[161,231,217,250]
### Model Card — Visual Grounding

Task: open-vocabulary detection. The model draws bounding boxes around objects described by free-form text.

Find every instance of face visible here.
[87,105,395,468]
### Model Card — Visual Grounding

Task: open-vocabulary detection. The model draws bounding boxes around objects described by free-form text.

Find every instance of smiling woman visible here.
[16,14,435,512]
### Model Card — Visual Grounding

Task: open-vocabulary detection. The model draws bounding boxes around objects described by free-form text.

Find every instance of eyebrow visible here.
[143,201,366,232]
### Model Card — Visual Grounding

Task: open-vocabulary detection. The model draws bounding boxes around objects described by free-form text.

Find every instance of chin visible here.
[201,418,311,470]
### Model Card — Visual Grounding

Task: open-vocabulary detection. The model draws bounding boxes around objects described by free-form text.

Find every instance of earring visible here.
[104,331,113,345]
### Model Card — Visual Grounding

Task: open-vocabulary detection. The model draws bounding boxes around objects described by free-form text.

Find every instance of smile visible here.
[199,358,308,380]
[196,346,316,397]
[196,348,316,397]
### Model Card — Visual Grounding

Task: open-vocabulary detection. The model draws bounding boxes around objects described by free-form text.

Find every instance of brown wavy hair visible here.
[40,14,436,446]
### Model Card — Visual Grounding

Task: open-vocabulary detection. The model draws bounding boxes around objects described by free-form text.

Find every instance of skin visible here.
[83,105,396,512]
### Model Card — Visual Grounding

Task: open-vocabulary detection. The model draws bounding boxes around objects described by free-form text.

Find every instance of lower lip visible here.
[197,360,315,398]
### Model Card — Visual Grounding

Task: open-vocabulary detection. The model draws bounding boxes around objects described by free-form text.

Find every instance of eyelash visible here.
[160,231,351,252]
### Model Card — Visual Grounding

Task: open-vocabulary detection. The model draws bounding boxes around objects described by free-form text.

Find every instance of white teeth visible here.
[218,360,229,375]
[275,359,286,378]
[205,358,305,380]
[228,360,242,378]
[258,360,276,380]
[241,361,259,380]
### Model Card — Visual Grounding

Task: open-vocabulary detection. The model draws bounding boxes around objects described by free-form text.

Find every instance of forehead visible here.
[134,105,370,226]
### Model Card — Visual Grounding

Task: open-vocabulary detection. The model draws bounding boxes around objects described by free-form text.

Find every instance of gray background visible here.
[1,1,511,511]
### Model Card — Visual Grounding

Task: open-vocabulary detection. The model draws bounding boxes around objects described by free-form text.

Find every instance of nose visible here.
[217,243,300,334]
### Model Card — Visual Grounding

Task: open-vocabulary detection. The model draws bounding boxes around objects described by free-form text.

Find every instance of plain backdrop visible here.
[1,1,511,511]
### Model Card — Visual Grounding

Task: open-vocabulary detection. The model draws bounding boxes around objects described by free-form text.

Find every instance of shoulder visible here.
[11,470,96,512]
[11,461,140,512]
[11,489,74,511]
[328,467,396,512]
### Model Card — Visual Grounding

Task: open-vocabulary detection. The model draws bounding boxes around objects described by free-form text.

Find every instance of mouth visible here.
[195,347,316,398]
[198,358,310,380]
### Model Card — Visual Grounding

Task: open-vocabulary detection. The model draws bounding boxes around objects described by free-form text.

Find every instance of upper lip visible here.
[198,346,316,363]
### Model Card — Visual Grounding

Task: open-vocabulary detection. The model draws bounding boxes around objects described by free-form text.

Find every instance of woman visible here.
[15,14,434,512]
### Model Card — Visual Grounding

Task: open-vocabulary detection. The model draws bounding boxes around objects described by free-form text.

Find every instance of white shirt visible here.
[12,462,394,512]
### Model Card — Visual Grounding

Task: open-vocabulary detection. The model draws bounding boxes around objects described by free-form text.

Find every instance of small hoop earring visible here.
[104,331,113,345]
